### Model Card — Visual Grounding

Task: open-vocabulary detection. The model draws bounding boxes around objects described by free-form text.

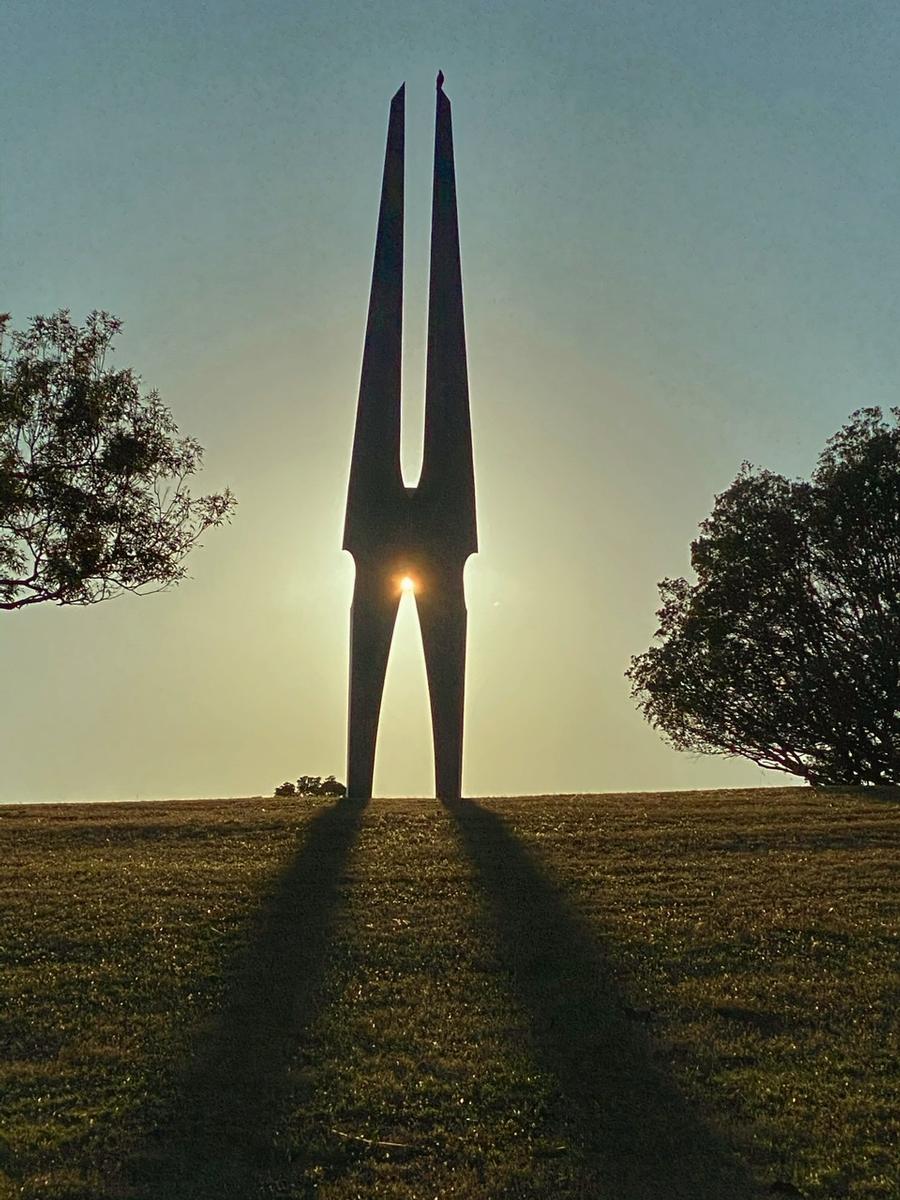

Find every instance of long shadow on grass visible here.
[126,797,366,1200]
[446,799,761,1200]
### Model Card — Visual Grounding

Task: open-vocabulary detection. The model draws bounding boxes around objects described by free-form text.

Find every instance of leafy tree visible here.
[273,776,346,798]
[297,775,347,797]
[627,408,900,786]
[316,775,347,797]
[0,310,235,610]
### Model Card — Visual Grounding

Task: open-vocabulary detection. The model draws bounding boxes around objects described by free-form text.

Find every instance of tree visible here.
[309,775,346,797]
[296,775,347,797]
[626,408,900,787]
[0,311,235,610]
[272,776,347,798]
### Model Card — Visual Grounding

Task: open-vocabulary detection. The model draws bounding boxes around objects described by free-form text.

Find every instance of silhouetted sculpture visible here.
[344,75,477,800]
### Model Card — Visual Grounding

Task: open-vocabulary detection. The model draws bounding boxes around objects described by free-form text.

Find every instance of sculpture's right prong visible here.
[416,568,468,800]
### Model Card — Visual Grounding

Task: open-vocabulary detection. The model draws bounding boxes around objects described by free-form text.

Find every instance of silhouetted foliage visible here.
[273,776,346,798]
[0,311,235,610]
[304,775,346,797]
[627,409,900,786]
[328,777,347,797]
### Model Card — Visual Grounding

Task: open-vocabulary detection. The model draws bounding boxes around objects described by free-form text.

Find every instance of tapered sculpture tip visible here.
[436,70,444,90]
[392,82,405,102]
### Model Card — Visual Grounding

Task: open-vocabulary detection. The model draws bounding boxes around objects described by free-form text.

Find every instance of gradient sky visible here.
[3,0,900,801]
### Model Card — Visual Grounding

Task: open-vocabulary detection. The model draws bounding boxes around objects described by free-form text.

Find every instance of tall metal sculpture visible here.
[344,74,477,800]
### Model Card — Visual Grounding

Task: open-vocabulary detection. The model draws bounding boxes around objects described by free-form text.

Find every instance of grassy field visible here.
[0,789,896,1199]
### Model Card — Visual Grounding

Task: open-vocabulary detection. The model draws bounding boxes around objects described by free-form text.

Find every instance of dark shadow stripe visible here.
[446,799,761,1200]
[124,797,367,1200]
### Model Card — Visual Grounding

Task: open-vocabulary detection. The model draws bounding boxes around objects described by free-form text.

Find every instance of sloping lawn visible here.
[0,788,895,1198]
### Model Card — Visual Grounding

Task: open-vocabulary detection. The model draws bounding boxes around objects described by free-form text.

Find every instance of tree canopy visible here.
[627,408,900,786]
[274,776,346,798]
[0,311,235,611]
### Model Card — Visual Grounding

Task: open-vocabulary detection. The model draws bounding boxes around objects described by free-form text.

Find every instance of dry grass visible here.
[0,788,896,1198]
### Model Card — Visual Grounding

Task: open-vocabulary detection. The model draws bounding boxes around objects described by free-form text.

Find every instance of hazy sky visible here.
[3,1,900,801]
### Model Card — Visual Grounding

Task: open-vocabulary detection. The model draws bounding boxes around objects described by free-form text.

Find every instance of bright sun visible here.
[400,576,415,592]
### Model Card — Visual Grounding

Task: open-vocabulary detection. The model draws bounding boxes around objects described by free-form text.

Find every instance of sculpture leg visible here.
[417,569,468,800]
[347,564,401,798]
